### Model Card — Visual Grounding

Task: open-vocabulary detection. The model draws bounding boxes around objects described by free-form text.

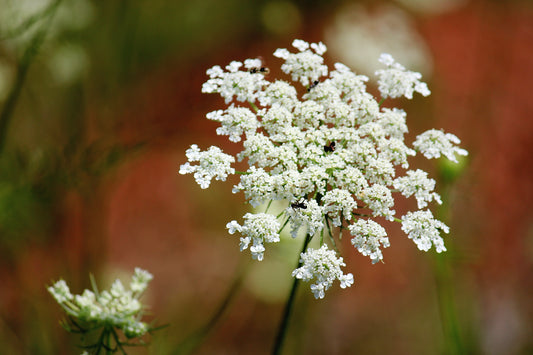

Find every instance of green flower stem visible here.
[272,232,312,355]
[111,328,127,355]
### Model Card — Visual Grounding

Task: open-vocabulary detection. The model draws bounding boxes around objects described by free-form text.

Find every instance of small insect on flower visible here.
[324,141,336,153]
[249,57,270,75]
[250,66,270,74]
[291,199,307,209]
[307,80,319,92]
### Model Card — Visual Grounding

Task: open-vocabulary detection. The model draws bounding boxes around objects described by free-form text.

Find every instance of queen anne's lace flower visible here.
[48,279,73,303]
[375,53,431,99]
[349,219,390,264]
[292,245,354,299]
[207,106,259,143]
[285,199,324,238]
[401,210,449,253]
[394,169,442,209]
[179,144,235,189]
[130,268,153,293]
[274,39,329,87]
[322,189,357,227]
[413,129,469,163]
[180,39,467,299]
[226,213,281,261]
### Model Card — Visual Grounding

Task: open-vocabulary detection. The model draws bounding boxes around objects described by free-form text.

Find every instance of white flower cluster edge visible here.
[180,39,468,299]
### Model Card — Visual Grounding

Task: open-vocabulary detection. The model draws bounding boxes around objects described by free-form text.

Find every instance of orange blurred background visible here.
[0,0,532,354]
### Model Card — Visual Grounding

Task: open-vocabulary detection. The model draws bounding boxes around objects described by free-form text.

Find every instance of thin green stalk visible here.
[111,328,128,355]
[173,266,246,355]
[434,172,465,354]
[0,0,60,40]
[0,0,61,153]
[105,328,112,355]
[271,233,312,355]
[434,253,464,354]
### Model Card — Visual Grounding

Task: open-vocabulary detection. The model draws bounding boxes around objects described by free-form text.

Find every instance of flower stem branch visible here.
[272,233,313,355]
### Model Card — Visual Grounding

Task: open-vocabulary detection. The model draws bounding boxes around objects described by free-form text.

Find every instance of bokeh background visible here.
[0,0,532,354]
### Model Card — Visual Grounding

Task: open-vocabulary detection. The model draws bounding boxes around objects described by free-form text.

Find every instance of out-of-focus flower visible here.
[48,268,154,341]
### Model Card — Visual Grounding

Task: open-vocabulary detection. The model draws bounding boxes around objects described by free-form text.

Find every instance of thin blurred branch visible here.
[172,265,246,355]
[0,0,62,154]
[0,0,61,41]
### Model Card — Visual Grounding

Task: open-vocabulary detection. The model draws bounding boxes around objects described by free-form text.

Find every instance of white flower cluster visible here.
[227,213,281,261]
[179,144,235,189]
[292,245,354,299]
[401,210,450,253]
[349,219,390,264]
[375,53,431,99]
[413,129,469,163]
[180,39,468,299]
[48,268,153,338]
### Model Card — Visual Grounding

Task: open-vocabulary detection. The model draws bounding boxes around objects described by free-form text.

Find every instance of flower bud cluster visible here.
[180,39,468,299]
[48,268,153,338]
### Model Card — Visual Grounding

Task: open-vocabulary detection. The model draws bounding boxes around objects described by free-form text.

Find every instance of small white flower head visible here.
[274,39,329,87]
[110,279,126,298]
[75,290,99,319]
[349,219,390,264]
[48,280,73,304]
[401,210,449,253]
[207,106,259,142]
[299,165,330,196]
[130,268,153,293]
[260,104,296,137]
[393,169,442,209]
[292,245,354,299]
[244,58,262,70]
[232,166,274,207]
[179,144,235,189]
[378,137,416,169]
[375,53,430,99]
[202,60,269,104]
[285,199,325,238]
[226,212,281,261]
[361,184,395,221]
[124,320,149,339]
[332,166,368,194]
[258,80,299,109]
[329,63,369,104]
[322,189,357,227]
[362,156,396,185]
[376,108,408,139]
[413,129,469,163]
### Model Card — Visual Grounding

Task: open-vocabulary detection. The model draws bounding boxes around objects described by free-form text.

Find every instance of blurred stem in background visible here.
[434,157,469,355]
[173,264,247,355]
[0,0,61,153]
